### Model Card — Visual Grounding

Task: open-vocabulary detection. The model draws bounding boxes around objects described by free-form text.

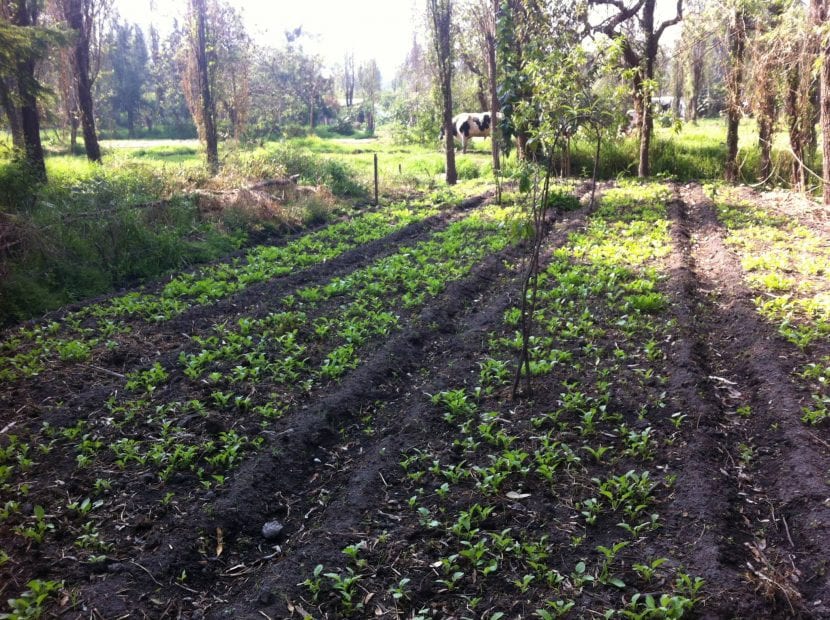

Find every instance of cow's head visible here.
[438,122,457,142]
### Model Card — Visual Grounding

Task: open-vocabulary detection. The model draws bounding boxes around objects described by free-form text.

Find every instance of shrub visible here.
[455,158,481,180]
[0,170,245,326]
[546,189,580,212]
[301,195,333,226]
[283,125,310,139]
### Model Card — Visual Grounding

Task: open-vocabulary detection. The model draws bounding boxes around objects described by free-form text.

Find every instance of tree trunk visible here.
[191,0,218,173]
[725,9,746,184]
[486,0,500,173]
[637,55,653,177]
[785,1,821,193]
[672,57,683,117]
[758,114,773,183]
[787,73,808,191]
[70,115,79,154]
[475,74,488,111]
[516,131,529,160]
[688,65,700,122]
[13,0,46,181]
[65,0,101,162]
[0,78,24,150]
[430,0,456,185]
[756,59,776,183]
[442,88,457,185]
[639,100,652,177]
[309,96,315,129]
[637,0,656,178]
[817,0,830,204]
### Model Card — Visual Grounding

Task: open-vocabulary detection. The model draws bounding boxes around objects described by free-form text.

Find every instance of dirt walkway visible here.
[671,183,830,617]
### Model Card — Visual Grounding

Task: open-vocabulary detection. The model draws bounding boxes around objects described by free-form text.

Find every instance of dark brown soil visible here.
[2,182,830,619]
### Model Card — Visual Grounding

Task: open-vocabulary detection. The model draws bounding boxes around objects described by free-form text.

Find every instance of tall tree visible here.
[816,0,830,203]
[62,0,105,161]
[343,52,355,108]
[111,23,148,137]
[677,2,709,122]
[464,0,500,171]
[484,0,500,172]
[724,6,747,183]
[0,13,30,150]
[671,54,684,118]
[747,1,789,183]
[428,0,457,185]
[188,0,218,172]
[591,0,683,177]
[497,0,533,159]
[784,1,818,193]
[5,0,48,180]
[358,59,381,134]
[210,1,251,141]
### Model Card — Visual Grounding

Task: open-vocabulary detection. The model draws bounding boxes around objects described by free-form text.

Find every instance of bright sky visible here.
[113,0,421,83]
[114,1,683,86]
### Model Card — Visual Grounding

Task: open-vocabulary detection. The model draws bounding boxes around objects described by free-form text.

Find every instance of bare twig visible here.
[82,364,125,379]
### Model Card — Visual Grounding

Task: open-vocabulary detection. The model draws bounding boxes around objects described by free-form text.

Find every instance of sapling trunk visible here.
[590,126,602,210]
[512,153,555,400]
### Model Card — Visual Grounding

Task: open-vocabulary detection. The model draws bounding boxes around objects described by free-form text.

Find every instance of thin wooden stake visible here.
[374,153,379,206]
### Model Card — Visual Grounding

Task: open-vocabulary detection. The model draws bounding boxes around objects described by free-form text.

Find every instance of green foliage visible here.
[546,189,580,212]
[257,143,366,197]
[0,137,376,326]
[455,158,482,180]
[1,579,63,620]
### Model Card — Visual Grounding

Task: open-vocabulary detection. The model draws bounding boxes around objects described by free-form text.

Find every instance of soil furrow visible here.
[679,182,830,617]
[662,189,757,617]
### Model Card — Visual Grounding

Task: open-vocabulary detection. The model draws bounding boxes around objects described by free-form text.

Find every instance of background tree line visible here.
[4,0,830,201]
[0,0,385,179]
[397,0,830,200]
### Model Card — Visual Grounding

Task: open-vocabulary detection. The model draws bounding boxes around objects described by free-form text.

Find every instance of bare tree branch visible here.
[656,0,683,41]
[589,0,646,35]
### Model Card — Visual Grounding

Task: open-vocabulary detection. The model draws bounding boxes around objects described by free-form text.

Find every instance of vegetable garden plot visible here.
[4,180,830,618]
[712,188,830,425]
[673,183,830,617]
[0,203,439,384]
[0,200,520,615]
[211,182,717,619]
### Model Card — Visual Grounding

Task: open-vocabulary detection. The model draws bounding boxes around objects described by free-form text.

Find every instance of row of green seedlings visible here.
[174,205,515,392]
[0,204,436,383]
[0,416,256,566]
[714,190,830,425]
[299,183,704,618]
[0,207,517,576]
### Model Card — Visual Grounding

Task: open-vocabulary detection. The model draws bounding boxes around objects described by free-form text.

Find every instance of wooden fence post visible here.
[374,153,379,206]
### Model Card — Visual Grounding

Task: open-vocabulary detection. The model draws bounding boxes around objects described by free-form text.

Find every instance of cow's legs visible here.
[462,135,468,154]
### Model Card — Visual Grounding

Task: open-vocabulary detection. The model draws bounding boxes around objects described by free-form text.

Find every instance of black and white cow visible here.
[439,112,498,153]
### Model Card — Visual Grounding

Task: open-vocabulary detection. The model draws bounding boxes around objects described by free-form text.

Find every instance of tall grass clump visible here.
[0,161,244,326]
[259,142,367,197]
[455,158,482,180]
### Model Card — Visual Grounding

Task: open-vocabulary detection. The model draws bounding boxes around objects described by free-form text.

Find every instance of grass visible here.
[0,138,383,326]
[0,115,817,327]
[570,118,814,186]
